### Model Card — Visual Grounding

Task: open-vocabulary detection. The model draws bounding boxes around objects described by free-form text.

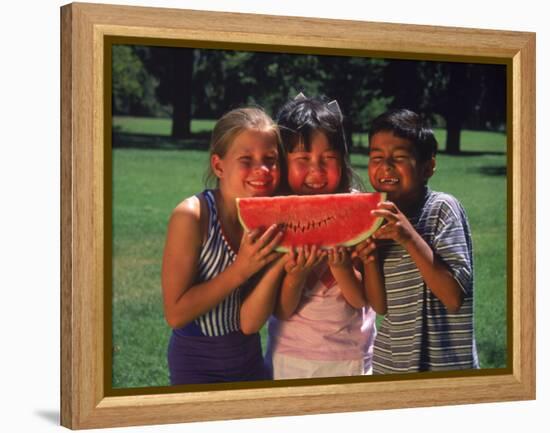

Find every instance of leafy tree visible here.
[194,50,391,148]
[252,52,327,114]
[381,59,506,153]
[317,55,390,148]
[192,50,328,120]
[114,44,505,153]
[191,49,226,118]
[112,45,161,116]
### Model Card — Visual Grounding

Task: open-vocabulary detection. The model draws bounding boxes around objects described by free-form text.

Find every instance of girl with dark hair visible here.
[265,94,376,379]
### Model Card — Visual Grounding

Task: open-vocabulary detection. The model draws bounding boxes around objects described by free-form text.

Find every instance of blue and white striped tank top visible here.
[175,190,243,337]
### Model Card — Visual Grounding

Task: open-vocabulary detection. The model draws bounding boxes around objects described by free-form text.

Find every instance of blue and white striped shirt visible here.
[373,188,479,373]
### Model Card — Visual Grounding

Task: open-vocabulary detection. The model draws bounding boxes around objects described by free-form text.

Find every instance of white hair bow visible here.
[294,92,343,121]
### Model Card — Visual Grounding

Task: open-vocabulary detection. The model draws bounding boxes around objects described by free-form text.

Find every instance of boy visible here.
[354,109,479,374]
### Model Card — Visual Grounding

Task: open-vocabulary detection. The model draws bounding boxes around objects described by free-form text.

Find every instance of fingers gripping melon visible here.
[236,192,386,252]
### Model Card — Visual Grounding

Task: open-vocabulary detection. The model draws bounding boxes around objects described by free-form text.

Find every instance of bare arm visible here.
[274,246,325,320]
[161,197,283,329]
[353,239,387,314]
[327,248,366,309]
[240,255,287,334]
[372,202,464,312]
[275,273,307,320]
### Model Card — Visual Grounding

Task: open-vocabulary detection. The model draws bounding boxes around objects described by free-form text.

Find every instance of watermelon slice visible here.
[236,192,386,252]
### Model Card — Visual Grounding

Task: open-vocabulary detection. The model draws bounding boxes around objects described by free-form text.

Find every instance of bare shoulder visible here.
[168,194,208,237]
[172,195,201,220]
[163,195,206,285]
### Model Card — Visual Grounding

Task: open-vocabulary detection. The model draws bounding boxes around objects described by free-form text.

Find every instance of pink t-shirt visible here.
[267,262,376,363]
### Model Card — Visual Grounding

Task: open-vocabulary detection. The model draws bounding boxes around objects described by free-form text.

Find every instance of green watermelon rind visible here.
[236,192,387,253]
[236,197,256,241]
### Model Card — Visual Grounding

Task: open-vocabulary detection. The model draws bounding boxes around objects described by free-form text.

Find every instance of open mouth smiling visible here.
[247,179,272,189]
[379,177,399,185]
[305,182,328,190]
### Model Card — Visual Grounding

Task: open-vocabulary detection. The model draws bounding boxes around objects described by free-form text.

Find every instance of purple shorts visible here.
[167,330,269,385]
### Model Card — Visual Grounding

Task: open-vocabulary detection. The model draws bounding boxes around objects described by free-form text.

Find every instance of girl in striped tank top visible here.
[162,107,287,384]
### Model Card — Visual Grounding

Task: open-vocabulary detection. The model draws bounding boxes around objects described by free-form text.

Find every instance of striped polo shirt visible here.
[373,187,479,374]
[175,190,244,337]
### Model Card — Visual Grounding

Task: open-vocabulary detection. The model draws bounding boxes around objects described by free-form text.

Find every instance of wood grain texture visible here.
[512,33,536,396]
[60,2,536,429]
[60,4,73,429]
[71,2,530,59]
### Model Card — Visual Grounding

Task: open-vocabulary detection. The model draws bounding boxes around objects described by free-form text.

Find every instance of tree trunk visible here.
[345,123,354,152]
[443,64,468,154]
[445,116,462,155]
[171,50,194,139]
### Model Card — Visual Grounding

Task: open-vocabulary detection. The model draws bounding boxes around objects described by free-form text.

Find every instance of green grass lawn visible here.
[111,116,507,388]
[113,116,216,136]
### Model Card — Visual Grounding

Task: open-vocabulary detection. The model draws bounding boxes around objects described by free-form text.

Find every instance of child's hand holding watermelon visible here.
[274,245,325,320]
[326,247,366,309]
[233,224,284,281]
[352,238,378,265]
[283,245,325,278]
[371,201,417,246]
[326,247,353,269]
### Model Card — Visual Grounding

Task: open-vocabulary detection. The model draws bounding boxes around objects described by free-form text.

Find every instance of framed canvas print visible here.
[60,2,535,429]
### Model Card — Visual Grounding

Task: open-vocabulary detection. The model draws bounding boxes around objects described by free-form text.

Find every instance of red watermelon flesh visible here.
[236,192,386,252]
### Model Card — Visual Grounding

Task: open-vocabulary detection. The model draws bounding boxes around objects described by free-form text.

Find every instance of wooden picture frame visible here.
[60,2,535,429]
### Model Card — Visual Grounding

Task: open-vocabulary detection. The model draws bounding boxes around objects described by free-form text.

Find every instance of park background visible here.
[111,44,508,388]
[2,1,547,432]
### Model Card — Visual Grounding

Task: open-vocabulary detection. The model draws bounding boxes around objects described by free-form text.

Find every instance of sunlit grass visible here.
[113,116,216,135]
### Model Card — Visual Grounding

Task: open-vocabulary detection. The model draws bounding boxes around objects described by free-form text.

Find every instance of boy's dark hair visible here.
[368,109,438,162]
[276,96,363,192]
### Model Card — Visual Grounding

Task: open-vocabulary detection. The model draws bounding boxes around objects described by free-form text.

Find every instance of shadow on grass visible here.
[113,132,210,151]
[349,146,506,157]
[351,164,507,176]
[471,165,507,176]
[112,135,507,161]
[439,150,506,157]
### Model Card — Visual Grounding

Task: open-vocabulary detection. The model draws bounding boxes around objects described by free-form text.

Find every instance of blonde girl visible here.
[162,107,285,384]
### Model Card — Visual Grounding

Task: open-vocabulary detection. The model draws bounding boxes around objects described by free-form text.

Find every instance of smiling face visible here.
[212,129,280,199]
[368,131,435,209]
[287,131,342,195]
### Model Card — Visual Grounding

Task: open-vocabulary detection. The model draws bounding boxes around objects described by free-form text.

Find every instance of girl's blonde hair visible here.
[204,107,284,187]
